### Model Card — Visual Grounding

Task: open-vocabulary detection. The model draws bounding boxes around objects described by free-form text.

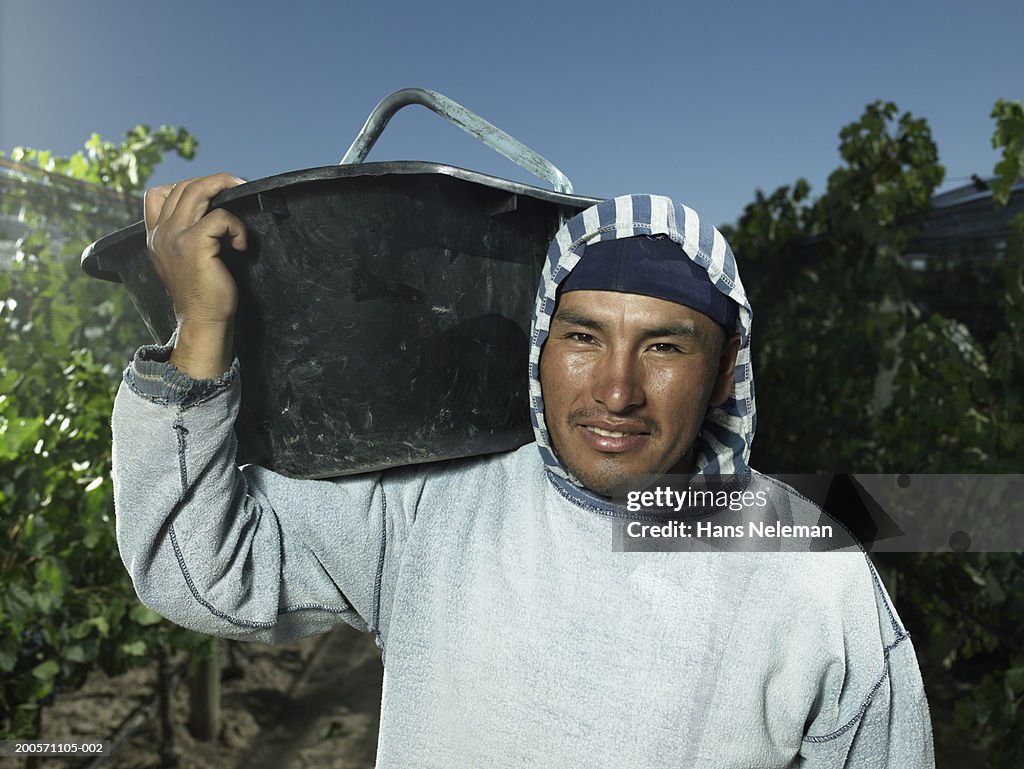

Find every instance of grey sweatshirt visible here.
[112,194,934,767]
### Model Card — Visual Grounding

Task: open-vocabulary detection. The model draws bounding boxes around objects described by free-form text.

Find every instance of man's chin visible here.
[565,460,642,500]
[561,450,696,499]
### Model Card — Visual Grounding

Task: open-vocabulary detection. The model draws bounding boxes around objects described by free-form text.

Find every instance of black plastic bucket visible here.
[82,161,598,478]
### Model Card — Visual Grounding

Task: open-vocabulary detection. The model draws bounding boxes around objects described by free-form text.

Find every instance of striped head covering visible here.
[529,194,756,482]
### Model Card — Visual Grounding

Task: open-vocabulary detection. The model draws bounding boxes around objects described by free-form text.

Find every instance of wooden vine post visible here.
[187,639,221,741]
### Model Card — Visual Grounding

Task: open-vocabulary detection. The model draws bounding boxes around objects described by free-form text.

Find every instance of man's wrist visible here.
[169,319,235,380]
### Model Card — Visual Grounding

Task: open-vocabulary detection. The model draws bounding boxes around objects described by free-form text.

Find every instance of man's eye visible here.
[567,332,596,344]
[649,343,681,353]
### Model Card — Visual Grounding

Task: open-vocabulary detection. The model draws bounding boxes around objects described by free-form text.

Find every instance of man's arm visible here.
[798,564,935,768]
[113,351,385,643]
[111,174,395,643]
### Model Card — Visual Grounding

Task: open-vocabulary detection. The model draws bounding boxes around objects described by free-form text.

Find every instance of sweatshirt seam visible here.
[124,371,178,407]
[547,472,620,517]
[167,413,348,628]
[173,420,189,491]
[864,553,904,638]
[802,632,910,743]
[123,358,239,409]
[371,482,388,651]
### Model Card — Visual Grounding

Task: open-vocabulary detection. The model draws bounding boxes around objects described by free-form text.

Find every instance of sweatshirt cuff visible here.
[123,332,240,407]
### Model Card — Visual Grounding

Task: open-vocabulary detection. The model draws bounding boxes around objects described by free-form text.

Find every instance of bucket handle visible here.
[340,88,574,194]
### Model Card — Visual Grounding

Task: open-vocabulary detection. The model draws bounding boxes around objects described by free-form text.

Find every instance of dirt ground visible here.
[22,624,383,769]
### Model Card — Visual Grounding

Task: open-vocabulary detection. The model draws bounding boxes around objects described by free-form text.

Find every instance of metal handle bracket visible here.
[340,88,574,194]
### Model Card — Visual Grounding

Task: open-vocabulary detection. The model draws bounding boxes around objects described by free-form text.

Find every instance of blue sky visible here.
[1,0,1021,227]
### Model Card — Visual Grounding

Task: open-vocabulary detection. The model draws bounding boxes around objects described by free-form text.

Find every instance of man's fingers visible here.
[146,176,202,233]
[200,209,248,252]
[157,176,200,225]
[143,183,175,230]
[164,173,246,228]
[145,172,245,231]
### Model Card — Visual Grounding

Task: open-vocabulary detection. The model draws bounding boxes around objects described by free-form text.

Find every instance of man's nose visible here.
[590,351,645,412]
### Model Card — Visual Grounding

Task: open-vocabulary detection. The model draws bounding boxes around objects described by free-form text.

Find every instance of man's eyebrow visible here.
[640,322,701,341]
[551,311,703,340]
[551,310,606,332]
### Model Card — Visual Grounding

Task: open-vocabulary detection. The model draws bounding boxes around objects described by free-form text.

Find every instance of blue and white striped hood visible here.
[529,194,756,488]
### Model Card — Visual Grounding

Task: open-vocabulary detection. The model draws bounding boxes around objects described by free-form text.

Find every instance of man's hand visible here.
[145,172,248,325]
[144,173,248,379]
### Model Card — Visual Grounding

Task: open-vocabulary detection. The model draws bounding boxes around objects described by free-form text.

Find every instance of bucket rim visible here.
[80,160,602,283]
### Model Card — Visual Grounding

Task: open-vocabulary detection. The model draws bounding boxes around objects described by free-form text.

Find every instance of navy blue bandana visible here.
[558,235,738,333]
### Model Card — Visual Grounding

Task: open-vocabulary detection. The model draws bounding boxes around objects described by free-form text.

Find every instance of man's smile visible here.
[576,420,653,452]
[585,426,638,438]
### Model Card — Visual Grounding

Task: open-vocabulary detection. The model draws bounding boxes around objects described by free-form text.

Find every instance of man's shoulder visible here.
[744,469,907,640]
[383,441,544,490]
[373,442,548,533]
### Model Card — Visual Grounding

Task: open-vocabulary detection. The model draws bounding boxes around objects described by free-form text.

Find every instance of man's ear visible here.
[709,334,741,407]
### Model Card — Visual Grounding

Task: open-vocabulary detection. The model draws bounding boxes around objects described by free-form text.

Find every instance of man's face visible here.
[539,290,739,497]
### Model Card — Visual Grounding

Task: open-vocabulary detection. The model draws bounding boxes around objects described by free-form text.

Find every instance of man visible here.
[113,174,934,767]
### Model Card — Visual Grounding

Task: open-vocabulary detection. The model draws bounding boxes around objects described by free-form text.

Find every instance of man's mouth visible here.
[586,426,633,438]
[577,423,651,452]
